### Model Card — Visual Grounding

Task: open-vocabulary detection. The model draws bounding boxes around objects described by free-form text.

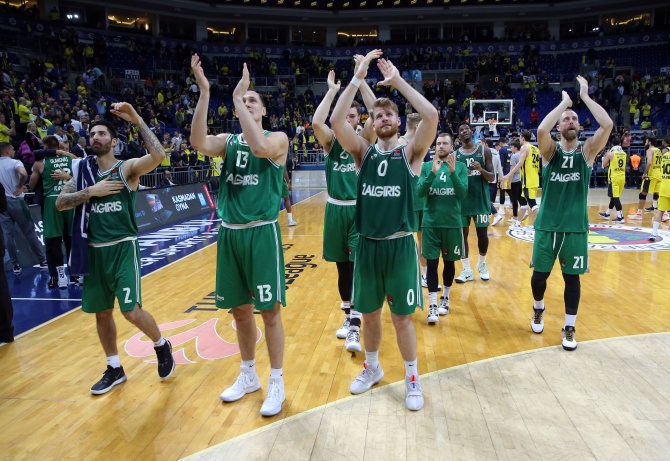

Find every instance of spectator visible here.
[161,169,177,187]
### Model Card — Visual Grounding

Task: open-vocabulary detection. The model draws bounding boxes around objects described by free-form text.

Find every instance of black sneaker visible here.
[154,339,175,379]
[48,276,58,289]
[645,206,656,212]
[90,366,127,394]
[12,265,21,275]
[70,276,82,286]
[39,261,48,270]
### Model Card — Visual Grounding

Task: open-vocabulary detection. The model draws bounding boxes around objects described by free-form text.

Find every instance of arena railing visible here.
[139,166,212,189]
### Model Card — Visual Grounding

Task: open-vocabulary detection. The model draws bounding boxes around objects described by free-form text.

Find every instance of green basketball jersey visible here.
[412,161,429,212]
[355,144,416,238]
[88,161,138,244]
[454,144,491,216]
[42,154,73,197]
[608,146,626,181]
[218,132,285,224]
[324,136,357,201]
[417,160,468,228]
[535,142,591,233]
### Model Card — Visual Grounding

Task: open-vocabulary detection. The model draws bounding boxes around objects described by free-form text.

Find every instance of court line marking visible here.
[180,331,670,460]
[12,298,83,302]
[8,188,328,343]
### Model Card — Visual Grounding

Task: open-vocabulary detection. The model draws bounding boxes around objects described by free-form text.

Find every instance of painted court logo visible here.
[507,224,670,251]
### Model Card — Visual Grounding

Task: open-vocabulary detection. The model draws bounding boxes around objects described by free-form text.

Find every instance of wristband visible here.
[350,76,362,88]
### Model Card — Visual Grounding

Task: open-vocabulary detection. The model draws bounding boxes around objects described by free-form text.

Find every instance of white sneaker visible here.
[220,370,261,402]
[476,262,490,281]
[491,214,504,226]
[509,219,521,228]
[427,305,439,324]
[531,307,544,333]
[288,218,298,226]
[57,266,68,289]
[663,212,670,222]
[628,212,643,220]
[438,296,449,315]
[421,276,428,288]
[336,317,350,339]
[562,326,577,351]
[455,268,474,283]
[520,209,529,221]
[350,362,384,394]
[345,328,362,352]
[259,377,285,416]
[405,374,424,411]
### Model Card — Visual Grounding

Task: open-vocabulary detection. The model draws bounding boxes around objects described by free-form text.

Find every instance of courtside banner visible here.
[135,183,216,232]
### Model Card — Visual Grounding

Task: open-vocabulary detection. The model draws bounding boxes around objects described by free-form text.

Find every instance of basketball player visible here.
[530,76,613,350]
[330,50,438,410]
[598,136,626,223]
[190,55,287,416]
[501,130,540,229]
[629,136,662,219]
[453,123,495,282]
[417,133,468,323]
[312,68,375,352]
[55,108,175,394]
[649,135,670,240]
[282,169,297,226]
[29,136,75,289]
[399,113,431,287]
[501,139,524,227]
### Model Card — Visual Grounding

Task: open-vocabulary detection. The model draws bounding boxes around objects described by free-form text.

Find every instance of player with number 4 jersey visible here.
[530,76,613,352]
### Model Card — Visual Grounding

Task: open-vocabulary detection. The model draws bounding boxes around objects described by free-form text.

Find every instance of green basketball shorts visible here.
[421,227,465,261]
[531,230,589,275]
[323,201,358,262]
[462,214,490,228]
[42,196,74,238]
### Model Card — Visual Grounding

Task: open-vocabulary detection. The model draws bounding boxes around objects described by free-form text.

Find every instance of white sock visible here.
[606,208,612,216]
[429,292,437,306]
[365,350,380,369]
[617,210,623,218]
[461,258,471,271]
[653,221,661,234]
[341,301,350,310]
[270,368,283,379]
[478,254,487,265]
[533,299,545,310]
[107,355,121,368]
[565,314,577,327]
[421,265,427,278]
[442,286,451,298]
[241,359,256,372]
[404,359,418,377]
[153,336,166,347]
[287,212,294,221]
[653,200,658,208]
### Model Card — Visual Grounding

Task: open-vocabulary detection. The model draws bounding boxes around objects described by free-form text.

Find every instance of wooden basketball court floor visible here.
[1,170,670,460]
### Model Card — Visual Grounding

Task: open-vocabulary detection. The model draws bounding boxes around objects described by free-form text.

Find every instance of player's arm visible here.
[28,160,43,190]
[416,160,435,197]
[189,54,230,158]
[377,58,438,170]
[503,146,528,183]
[283,168,291,190]
[312,70,338,153]
[642,147,653,178]
[601,149,612,168]
[55,176,124,211]
[475,147,495,182]
[578,76,613,165]
[113,103,166,179]
[330,50,382,168]
[233,63,288,164]
[452,159,469,200]
[537,90,572,163]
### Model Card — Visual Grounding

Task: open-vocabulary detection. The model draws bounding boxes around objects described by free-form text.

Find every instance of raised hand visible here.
[445,152,456,174]
[110,102,141,124]
[431,153,442,174]
[561,90,573,108]
[191,54,210,92]
[88,177,124,197]
[576,75,589,100]
[327,70,341,93]
[354,49,383,80]
[233,63,250,100]
[377,58,400,86]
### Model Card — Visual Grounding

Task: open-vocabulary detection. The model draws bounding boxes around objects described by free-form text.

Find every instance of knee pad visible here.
[531,271,550,284]
[639,193,647,200]
[528,199,537,209]
[562,272,580,287]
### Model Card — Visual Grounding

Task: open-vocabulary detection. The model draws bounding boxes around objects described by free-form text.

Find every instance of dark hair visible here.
[510,139,521,150]
[90,120,117,139]
[457,122,471,132]
[646,135,657,147]
[350,100,362,115]
[43,135,59,149]
[611,135,621,146]
[0,141,12,154]
[521,130,532,142]
[436,132,453,143]
[664,135,670,146]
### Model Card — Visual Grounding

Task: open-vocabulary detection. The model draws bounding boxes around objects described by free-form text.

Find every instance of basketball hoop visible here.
[487,119,498,137]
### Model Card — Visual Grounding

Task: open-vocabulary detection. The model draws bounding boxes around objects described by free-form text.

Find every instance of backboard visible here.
[469,99,513,126]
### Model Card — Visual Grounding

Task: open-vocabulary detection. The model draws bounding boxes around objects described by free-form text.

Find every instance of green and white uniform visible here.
[216,132,286,310]
[81,161,142,313]
[352,144,422,315]
[532,141,591,275]
[455,144,490,227]
[323,136,358,262]
[417,161,469,261]
[42,154,74,238]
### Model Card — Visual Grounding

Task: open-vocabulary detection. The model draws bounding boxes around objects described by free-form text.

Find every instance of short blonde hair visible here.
[371,98,398,120]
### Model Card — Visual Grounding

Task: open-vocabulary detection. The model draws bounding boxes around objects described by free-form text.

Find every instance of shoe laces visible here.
[266,378,283,400]
[533,309,543,324]
[564,328,575,342]
[406,375,422,396]
[429,305,438,317]
[356,362,376,382]
[346,329,359,343]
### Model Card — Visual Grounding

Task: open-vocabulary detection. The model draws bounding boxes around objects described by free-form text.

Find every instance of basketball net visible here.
[487,119,498,137]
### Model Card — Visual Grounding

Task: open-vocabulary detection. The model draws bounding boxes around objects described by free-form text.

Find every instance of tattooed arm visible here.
[55,177,124,211]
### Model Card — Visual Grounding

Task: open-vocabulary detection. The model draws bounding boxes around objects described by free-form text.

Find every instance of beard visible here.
[90,140,112,156]
[374,123,398,140]
[561,128,578,141]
